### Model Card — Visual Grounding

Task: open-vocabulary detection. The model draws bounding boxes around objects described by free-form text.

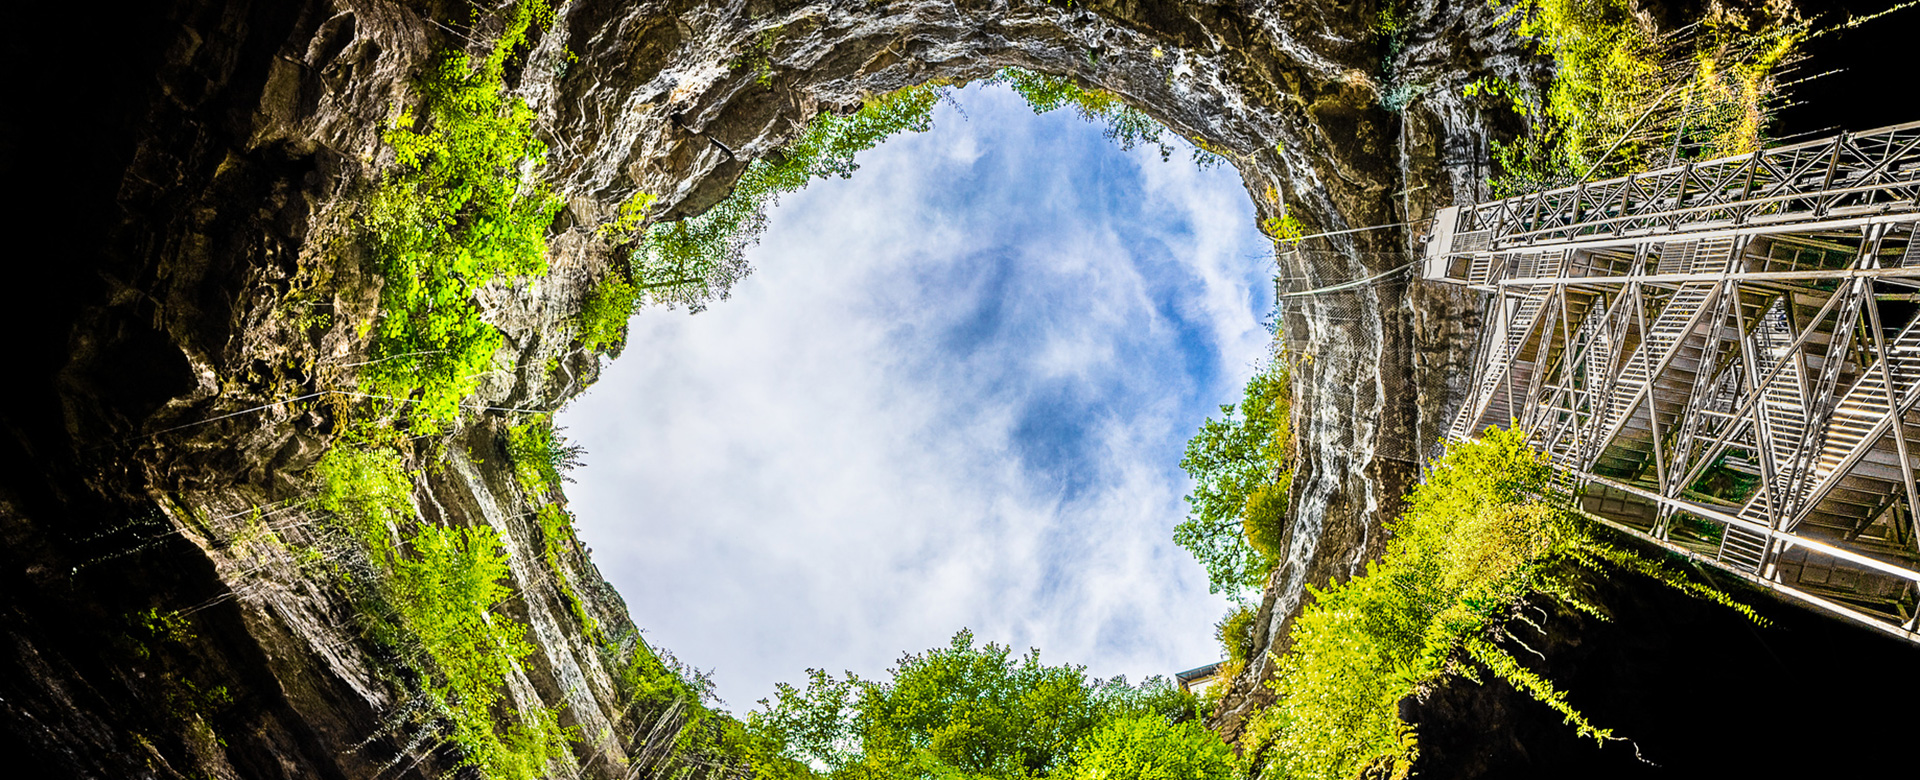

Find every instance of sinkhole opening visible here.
[556,81,1278,709]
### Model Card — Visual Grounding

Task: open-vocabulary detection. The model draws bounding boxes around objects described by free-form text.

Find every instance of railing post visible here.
[1816,132,1847,218]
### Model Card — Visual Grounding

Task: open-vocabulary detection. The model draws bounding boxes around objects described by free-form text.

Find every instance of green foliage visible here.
[1239,428,1760,780]
[313,445,415,553]
[394,524,575,780]
[506,415,582,498]
[598,191,659,242]
[359,0,562,426]
[1207,605,1257,711]
[574,273,641,354]
[752,630,1215,780]
[312,444,575,778]
[536,504,603,643]
[1484,0,1800,195]
[1261,214,1305,247]
[634,84,948,311]
[1240,475,1293,560]
[616,634,713,715]
[1057,714,1237,780]
[989,69,1173,159]
[608,632,780,774]
[1174,363,1294,600]
[1215,605,1257,669]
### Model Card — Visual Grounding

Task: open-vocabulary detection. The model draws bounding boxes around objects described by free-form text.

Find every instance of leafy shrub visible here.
[359,0,562,426]
[1215,605,1258,670]
[505,415,582,498]
[1240,428,1760,780]
[394,524,575,779]
[1485,0,1800,194]
[313,445,415,553]
[312,443,576,778]
[573,274,641,355]
[1174,363,1293,600]
[1240,475,1292,561]
[608,632,777,773]
[1261,213,1305,247]
[616,635,706,714]
[1058,714,1237,780]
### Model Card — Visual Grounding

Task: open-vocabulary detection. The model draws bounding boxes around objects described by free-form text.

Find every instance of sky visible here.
[556,84,1275,712]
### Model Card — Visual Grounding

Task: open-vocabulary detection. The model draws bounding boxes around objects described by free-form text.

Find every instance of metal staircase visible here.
[1789,316,1920,531]
[1422,120,1920,641]
[1447,251,1564,441]
[1582,240,1733,480]
[1717,302,1808,572]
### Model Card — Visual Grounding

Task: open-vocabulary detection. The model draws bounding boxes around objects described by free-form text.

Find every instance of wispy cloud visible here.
[558,85,1273,710]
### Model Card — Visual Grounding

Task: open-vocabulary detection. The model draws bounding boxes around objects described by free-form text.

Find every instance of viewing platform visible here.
[1422,121,1920,641]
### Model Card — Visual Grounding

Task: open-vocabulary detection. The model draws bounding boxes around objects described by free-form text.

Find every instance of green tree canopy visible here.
[750,631,1228,780]
[1173,363,1293,601]
[1057,714,1236,780]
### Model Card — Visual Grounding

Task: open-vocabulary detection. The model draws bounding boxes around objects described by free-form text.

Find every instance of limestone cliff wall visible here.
[0,0,1533,774]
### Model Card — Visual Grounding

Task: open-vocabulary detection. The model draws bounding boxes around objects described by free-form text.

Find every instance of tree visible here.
[1173,364,1293,601]
[750,631,1223,780]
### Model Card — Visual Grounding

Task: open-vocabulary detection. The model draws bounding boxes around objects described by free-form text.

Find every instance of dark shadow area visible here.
[1406,535,1920,779]
[1774,0,1919,139]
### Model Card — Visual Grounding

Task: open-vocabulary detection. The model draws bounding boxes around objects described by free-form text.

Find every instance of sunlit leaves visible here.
[361,1,563,426]
[1057,714,1236,780]
[1173,364,1293,601]
[751,631,1213,780]
[1486,0,1800,194]
[313,442,574,779]
[1245,428,1755,780]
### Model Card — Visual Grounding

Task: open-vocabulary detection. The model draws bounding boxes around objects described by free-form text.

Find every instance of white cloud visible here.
[557,84,1273,710]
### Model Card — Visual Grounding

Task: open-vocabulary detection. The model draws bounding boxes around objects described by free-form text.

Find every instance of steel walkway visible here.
[1423,120,1920,641]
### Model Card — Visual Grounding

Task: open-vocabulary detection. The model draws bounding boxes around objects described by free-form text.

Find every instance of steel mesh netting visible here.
[1272,249,1426,469]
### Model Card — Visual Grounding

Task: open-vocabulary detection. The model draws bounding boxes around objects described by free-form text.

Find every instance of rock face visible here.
[0,0,1565,775]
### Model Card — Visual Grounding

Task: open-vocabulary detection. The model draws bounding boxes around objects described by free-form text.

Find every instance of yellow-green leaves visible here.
[599,191,658,242]
[361,0,563,428]
[573,274,641,354]
[752,631,1206,780]
[312,440,576,778]
[313,445,415,555]
[1245,427,1751,780]
[1485,0,1801,195]
[1057,714,1236,780]
[505,415,580,498]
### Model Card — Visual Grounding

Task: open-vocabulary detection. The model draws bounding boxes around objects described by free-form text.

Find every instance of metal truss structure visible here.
[1423,120,1920,641]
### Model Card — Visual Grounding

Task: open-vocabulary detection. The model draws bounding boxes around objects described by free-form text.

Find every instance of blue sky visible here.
[557,83,1274,711]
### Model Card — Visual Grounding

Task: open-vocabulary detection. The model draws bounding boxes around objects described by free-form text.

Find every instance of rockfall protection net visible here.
[1271,249,1433,468]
